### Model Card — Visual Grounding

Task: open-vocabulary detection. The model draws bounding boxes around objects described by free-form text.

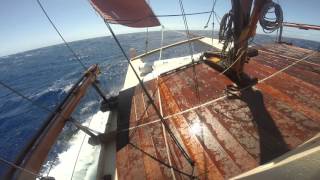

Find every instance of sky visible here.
[0,0,319,56]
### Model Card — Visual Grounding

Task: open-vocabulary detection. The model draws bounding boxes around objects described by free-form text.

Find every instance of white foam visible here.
[30,80,75,99]
[63,83,74,93]
[46,111,109,180]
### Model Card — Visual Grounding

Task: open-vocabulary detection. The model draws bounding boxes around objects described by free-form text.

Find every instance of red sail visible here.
[90,0,160,28]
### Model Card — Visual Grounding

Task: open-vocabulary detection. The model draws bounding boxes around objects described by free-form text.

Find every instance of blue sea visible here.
[0,31,319,178]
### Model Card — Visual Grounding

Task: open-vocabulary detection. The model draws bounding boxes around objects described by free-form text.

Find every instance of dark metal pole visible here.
[278,24,283,43]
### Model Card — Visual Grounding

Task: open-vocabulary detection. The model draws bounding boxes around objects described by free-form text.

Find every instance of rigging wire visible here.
[145,0,151,54]
[36,0,109,103]
[36,0,86,69]
[128,88,159,140]
[177,0,194,60]
[155,31,177,179]
[0,156,45,179]
[177,0,201,104]
[0,81,53,113]
[0,76,98,178]
[129,142,196,179]
[102,19,195,166]
[203,0,217,48]
[70,88,100,179]
[122,49,319,132]
[176,1,198,176]
[219,48,246,75]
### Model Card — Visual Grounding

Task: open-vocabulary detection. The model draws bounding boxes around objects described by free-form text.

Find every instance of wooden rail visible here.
[278,22,320,43]
[14,65,100,180]
[283,22,320,31]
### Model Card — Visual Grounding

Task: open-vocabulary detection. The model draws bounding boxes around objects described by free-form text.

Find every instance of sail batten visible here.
[90,0,160,28]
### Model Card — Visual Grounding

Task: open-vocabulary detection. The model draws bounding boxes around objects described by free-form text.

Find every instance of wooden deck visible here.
[115,43,320,180]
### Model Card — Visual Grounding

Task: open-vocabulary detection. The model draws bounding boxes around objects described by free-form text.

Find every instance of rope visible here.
[203,0,217,29]
[219,11,234,57]
[158,86,177,180]
[36,0,109,103]
[219,48,246,75]
[156,36,176,179]
[250,40,320,67]
[259,49,320,67]
[128,87,158,140]
[0,156,44,179]
[168,50,316,118]
[144,0,151,54]
[258,51,317,83]
[120,50,317,132]
[70,89,99,179]
[0,81,53,113]
[203,0,217,50]
[0,77,98,178]
[129,142,196,179]
[259,2,283,33]
[178,0,200,105]
[102,20,194,166]
[177,0,194,60]
[36,0,86,69]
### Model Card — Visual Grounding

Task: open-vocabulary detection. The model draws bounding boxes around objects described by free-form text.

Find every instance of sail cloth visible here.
[90,0,160,28]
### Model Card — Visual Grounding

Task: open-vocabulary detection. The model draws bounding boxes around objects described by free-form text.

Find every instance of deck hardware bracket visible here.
[69,118,117,146]
[100,96,118,112]
[68,118,100,145]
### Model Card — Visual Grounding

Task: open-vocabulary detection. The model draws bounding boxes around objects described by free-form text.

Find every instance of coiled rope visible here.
[259,2,283,33]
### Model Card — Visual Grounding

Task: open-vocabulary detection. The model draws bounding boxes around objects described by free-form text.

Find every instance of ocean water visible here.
[0,31,319,178]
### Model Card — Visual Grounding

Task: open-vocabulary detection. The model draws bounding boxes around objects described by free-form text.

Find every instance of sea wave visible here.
[42,111,109,180]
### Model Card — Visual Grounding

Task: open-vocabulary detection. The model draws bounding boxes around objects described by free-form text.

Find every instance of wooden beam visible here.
[131,36,204,61]
[16,65,100,180]
[283,22,320,31]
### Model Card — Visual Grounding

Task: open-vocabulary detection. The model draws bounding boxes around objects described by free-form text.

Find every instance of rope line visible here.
[177,0,194,60]
[258,51,317,83]
[156,34,176,179]
[178,0,200,105]
[102,20,194,166]
[259,49,320,67]
[129,142,195,179]
[119,50,317,132]
[36,0,109,103]
[159,87,177,180]
[36,0,86,69]
[204,0,217,49]
[0,156,44,179]
[0,81,52,113]
[0,76,98,178]
[70,89,100,179]
[251,41,320,67]
[128,87,159,140]
[219,48,246,75]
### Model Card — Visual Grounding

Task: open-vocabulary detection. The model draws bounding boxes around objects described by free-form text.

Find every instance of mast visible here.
[229,0,272,79]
